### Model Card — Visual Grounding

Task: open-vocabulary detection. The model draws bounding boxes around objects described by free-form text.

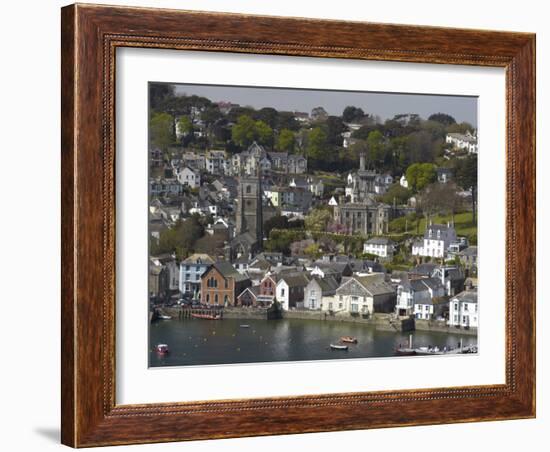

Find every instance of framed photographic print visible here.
[61,3,536,447]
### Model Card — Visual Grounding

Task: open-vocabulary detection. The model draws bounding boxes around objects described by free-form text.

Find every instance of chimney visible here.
[360,153,366,171]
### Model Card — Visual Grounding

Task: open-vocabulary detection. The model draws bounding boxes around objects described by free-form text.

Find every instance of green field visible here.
[390,211,477,245]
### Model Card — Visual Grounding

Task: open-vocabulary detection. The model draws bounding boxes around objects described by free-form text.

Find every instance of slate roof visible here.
[211,262,250,282]
[452,289,478,304]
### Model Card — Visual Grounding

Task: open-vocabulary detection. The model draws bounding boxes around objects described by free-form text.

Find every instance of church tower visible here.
[236,163,263,244]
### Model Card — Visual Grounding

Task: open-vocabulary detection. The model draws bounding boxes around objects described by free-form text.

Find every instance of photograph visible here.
[147,83,479,367]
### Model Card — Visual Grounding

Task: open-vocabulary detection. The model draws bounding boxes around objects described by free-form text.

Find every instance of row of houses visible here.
[150,252,477,328]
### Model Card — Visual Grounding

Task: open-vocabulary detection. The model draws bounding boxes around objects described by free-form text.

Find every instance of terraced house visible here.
[200,262,251,307]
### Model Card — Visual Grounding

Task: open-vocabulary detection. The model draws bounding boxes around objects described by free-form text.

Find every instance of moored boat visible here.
[191,313,221,320]
[156,344,169,354]
[239,324,250,328]
[330,343,348,351]
[340,336,358,344]
[158,315,172,320]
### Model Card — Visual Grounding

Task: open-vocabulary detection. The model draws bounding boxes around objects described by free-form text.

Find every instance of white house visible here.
[331,275,395,315]
[411,223,457,258]
[179,254,215,296]
[396,277,445,317]
[445,131,478,154]
[448,289,478,328]
[176,166,200,188]
[275,273,310,310]
[303,276,338,310]
[363,237,395,258]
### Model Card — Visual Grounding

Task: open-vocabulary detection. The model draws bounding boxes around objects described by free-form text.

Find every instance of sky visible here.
[169,83,477,126]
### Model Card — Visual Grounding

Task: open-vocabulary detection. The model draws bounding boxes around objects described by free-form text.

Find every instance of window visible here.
[224,295,229,305]
[351,304,358,312]
[224,279,228,289]
[281,288,285,296]
[339,303,343,309]
[464,304,469,311]
[328,302,333,310]
[246,185,252,194]
[206,294,210,303]
[215,294,219,305]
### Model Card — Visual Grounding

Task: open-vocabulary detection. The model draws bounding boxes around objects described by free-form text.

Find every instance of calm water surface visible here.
[149,318,477,367]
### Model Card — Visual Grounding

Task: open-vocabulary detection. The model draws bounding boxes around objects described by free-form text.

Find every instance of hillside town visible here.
[149,85,479,338]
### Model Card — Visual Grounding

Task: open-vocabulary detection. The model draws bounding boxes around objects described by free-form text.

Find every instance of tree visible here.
[428,113,456,126]
[263,215,289,237]
[366,130,386,167]
[378,183,412,205]
[420,182,462,221]
[304,243,322,259]
[254,107,279,129]
[150,84,175,110]
[276,129,296,153]
[254,120,274,147]
[304,207,333,232]
[231,115,257,147]
[151,216,204,259]
[310,106,328,122]
[405,163,437,192]
[326,116,347,147]
[447,122,475,134]
[342,106,365,123]
[305,127,329,161]
[454,154,478,223]
[150,112,175,151]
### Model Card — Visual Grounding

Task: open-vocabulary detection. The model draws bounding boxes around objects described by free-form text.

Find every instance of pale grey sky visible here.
[169,82,477,126]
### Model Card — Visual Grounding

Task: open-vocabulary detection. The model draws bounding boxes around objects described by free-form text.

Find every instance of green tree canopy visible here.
[342,106,366,123]
[276,129,296,153]
[150,112,175,151]
[377,183,412,205]
[428,113,456,126]
[305,127,329,161]
[405,163,437,192]
[304,207,333,232]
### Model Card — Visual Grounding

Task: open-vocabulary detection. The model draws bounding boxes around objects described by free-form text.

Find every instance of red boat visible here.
[156,344,169,354]
[191,313,221,320]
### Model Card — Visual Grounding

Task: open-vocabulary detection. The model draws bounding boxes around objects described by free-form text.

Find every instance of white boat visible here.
[239,324,250,328]
[330,344,348,351]
[158,315,172,320]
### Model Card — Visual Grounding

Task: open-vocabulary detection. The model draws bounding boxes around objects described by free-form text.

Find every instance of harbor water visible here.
[149,317,477,367]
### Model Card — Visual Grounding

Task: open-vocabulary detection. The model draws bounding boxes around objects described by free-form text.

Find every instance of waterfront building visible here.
[304,276,339,310]
[179,253,215,296]
[151,253,179,294]
[396,276,445,317]
[276,273,311,310]
[200,262,252,306]
[332,274,396,316]
[448,289,478,328]
[236,286,262,307]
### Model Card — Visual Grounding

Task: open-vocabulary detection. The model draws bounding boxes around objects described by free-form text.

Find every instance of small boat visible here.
[330,344,348,351]
[158,315,172,320]
[239,324,250,328]
[156,344,169,354]
[191,313,221,320]
[340,336,358,344]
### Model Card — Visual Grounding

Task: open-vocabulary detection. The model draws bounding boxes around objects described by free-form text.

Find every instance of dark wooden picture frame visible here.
[61,3,535,447]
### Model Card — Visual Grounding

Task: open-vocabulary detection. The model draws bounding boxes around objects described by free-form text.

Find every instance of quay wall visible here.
[415,319,478,336]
